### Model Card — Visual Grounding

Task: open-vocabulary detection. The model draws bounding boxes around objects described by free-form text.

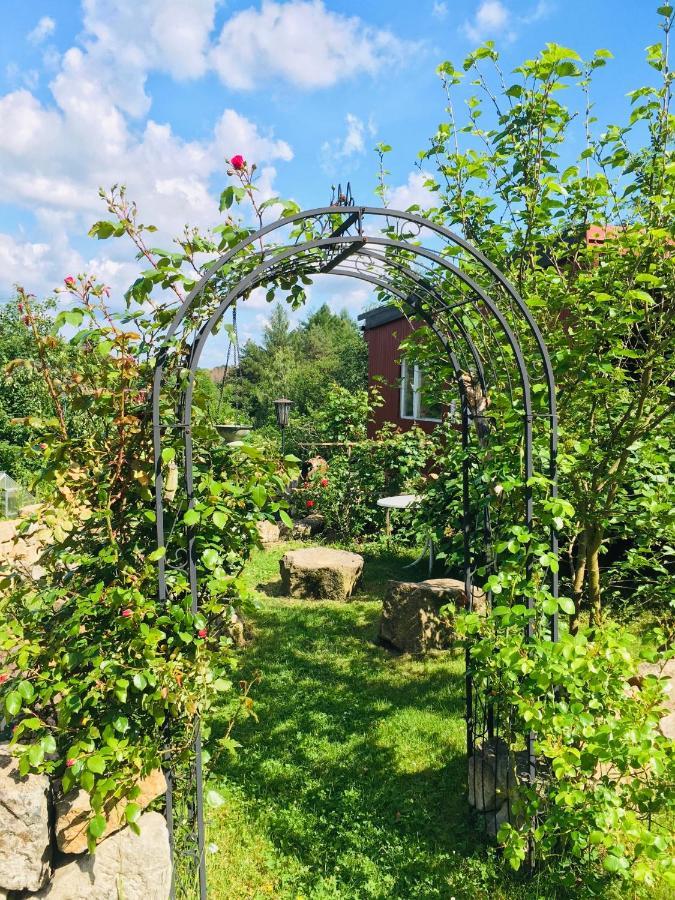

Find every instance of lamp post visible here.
[274,398,292,455]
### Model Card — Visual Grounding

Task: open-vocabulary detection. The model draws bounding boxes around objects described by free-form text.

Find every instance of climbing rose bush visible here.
[0,185,299,848]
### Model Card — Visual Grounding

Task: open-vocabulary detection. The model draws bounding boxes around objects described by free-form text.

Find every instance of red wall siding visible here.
[364,317,436,438]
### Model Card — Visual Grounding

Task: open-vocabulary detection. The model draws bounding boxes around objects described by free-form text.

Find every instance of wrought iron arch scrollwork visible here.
[151,204,559,898]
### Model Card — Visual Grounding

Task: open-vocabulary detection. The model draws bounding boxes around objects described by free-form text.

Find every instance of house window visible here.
[400,359,442,422]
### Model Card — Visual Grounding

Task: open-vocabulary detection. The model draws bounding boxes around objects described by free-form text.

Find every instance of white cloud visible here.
[214,109,292,165]
[388,171,437,211]
[462,1,553,43]
[81,0,218,114]
[432,2,448,20]
[211,0,415,90]
[463,1,512,43]
[321,114,374,175]
[27,16,56,45]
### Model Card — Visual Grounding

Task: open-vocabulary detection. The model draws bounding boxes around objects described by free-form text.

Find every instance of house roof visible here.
[357,305,405,330]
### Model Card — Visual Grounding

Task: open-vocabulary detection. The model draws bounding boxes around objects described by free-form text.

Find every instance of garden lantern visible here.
[274,398,292,454]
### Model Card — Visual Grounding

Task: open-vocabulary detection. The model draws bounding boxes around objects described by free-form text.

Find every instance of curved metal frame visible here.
[151,205,558,897]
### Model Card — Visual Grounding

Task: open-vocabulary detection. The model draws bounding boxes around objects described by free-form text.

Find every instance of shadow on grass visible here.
[206,544,530,899]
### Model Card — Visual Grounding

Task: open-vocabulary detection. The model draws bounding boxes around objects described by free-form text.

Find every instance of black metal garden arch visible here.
[151,201,558,898]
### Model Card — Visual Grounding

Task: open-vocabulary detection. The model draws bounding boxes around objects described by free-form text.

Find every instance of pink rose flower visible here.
[230,154,245,171]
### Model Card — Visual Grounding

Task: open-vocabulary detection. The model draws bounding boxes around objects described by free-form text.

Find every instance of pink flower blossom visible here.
[230,154,245,171]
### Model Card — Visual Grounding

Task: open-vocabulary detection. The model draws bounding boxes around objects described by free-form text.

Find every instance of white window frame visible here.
[399,359,441,423]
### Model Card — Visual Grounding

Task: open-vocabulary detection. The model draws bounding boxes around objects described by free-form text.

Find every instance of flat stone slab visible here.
[379,578,486,654]
[280,547,363,601]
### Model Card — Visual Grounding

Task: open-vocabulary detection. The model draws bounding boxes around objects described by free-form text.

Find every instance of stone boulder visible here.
[0,744,52,892]
[292,513,326,540]
[280,547,363,601]
[55,769,167,855]
[256,519,281,547]
[468,739,527,837]
[379,578,486,654]
[35,812,171,899]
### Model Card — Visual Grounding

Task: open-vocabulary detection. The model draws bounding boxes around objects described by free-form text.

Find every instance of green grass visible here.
[203,543,632,899]
[203,542,543,899]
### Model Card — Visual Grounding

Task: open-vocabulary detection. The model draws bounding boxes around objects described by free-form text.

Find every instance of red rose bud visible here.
[0,673,8,685]
[320,478,329,487]
[306,499,315,508]
[198,628,208,638]
[121,609,132,618]
[66,758,75,768]
[64,276,76,287]
[230,154,245,171]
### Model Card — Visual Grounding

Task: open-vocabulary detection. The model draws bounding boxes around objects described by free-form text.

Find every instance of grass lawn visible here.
[203,543,634,900]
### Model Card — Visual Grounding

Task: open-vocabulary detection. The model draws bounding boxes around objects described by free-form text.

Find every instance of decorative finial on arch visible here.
[330,181,355,207]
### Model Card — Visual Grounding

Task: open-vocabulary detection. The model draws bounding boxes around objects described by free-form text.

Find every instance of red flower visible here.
[306,499,315,509]
[121,609,132,618]
[320,478,329,488]
[0,674,8,685]
[64,275,76,287]
[66,758,76,768]
[198,628,208,639]
[230,154,245,171]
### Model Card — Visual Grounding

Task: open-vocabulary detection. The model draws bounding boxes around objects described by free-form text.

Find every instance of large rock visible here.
[280,547,363,601]
[256,519,281,547]
[468,739,527,837]
[379,578,486,654]
[56,769,167,854]
[0,744,52,892]
[36,811,172,899]
[292,513,325,540]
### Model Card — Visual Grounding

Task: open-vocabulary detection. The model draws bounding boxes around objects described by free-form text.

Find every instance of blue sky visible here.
[0,1,665,365]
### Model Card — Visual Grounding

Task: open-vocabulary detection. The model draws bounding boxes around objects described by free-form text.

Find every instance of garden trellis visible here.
[151,198,559,898]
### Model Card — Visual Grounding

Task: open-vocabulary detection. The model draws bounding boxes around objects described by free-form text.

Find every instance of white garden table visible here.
[376,493,435,576]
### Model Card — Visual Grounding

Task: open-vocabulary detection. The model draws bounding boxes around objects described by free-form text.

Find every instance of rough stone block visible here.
[256,519,281,547]
[292,513,325,539]
[0,743,52,892]
[35,811,172,899]
[280,547,363,601]
[379,578,486,654]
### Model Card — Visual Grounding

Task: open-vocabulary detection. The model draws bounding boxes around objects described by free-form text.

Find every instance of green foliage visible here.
[297,425,432,539]
[0,233,298,849]
[0,299,63,485]
[417,8,675,625]
[237,302,368,434]
[457,610,675,892]
[313,384,381,444]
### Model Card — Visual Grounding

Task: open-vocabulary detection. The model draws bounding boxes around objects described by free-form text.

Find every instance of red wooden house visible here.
[358,305,444,438]
[359,227,616,438]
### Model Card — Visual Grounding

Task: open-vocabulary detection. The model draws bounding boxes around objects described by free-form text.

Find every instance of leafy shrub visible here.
[296,424,432,539]
[0,277,297,849]
[458,609,675,893]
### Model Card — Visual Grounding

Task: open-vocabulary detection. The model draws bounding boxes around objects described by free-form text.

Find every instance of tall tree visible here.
[414,9,675,623]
